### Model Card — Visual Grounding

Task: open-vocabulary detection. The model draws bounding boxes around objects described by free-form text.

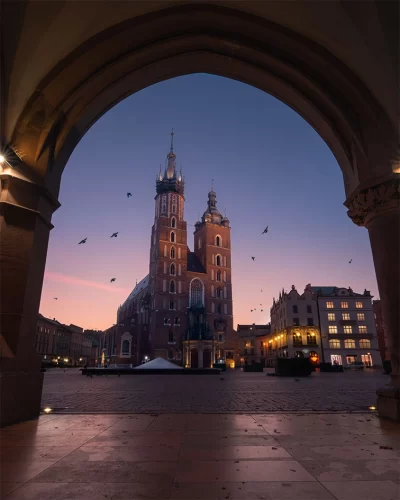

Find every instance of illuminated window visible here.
[344,339,355,348]
[171,217,176,228]
[328,313,336,321]
[341,301,349,309]
[170,246,175,259]
[329,339,341,348]
[359,339,371,348]
[356,302,363,309]
[216,236,221,247]
[342,313,350,320]
[358,325,367,334]
[343,325,352,334]
[357,313,365,321]
[328,325,338,334]
[326,301,334,309]
[170,232,175,243]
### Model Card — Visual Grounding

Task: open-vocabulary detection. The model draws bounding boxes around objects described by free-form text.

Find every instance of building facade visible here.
[313,285,380,367]
[373,300,389,365]
[237,324,271,366]
[113,133,238,367]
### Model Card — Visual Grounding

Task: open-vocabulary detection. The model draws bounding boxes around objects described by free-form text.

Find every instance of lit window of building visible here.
[358,325,367,334]
[342,313,350,320]
[356,302,363,309]
[326,301,334,309]
[359,339,371,348]
[343,325,352,334]
[328,325,338,334]
[357,313,365,321]
[327,313,336,321]
[329,339,341,348]
[341,301,349,308]
[344,339,356,348]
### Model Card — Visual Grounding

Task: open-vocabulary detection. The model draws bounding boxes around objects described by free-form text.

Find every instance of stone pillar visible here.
[345,176,400,420]
[0,164,59,427]
[198,347,203,368]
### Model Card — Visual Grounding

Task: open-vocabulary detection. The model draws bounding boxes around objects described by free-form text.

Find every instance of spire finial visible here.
[211,179,214,191]
[170,128,174,152]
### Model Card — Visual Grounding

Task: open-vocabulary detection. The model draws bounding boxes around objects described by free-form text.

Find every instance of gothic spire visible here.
[166,129,176,179]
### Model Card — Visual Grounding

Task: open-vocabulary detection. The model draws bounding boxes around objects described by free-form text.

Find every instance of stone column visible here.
[0,164,59,427]
[345,176,400,420]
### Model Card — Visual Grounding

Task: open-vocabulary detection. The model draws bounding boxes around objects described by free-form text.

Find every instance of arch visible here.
[307,332,317,345]
[215,235,222,247]
[120,332,132,356]
[170,246,175,259]
[216,254,222,266]
[189,278,204,307]
[170,231,175,243]
[169,280,176,293]
[171,217,176,228]
[170,263,176,275]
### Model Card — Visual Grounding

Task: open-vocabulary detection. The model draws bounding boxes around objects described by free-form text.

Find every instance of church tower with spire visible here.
[148,131,189,360]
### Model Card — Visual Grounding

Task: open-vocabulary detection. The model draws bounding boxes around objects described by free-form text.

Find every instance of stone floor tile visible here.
[322,480,400,500]
[107,415,155,430]
[0,483,22,498]
[0,433,98,448]
[175,460,315,483]
[366,434,400,448]
[60,444,181,462]
[0,461,56,483]
[299,459,400,482]
[274,433,372,447]
[147,415,189,431]
[3,482,172,500]
[170,481,336,499]
[31,461,177,483]
[284,444,400,461]
[0,446,80,462]
[88,430,184,447]
[181,445,291,461]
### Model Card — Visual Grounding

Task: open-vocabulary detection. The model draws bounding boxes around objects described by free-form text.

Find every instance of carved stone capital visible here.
[344,177,400,227]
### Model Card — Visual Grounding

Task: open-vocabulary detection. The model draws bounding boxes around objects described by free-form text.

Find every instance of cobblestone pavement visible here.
[41,368,386,414]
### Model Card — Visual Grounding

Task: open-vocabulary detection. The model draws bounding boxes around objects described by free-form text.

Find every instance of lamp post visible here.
[315,290,326,363]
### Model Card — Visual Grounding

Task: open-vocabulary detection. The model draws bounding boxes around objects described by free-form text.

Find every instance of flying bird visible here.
[349,259,352,264]
[251,309,253,312]
[110,232,118,238]
[261,309,264,312]
[251,256,255,261]
[127,192,132,198]
[262,226,268,234]
[261,289,263,292]
[110,278,116,283]
[78,238,87,244]
[54,297,58,300]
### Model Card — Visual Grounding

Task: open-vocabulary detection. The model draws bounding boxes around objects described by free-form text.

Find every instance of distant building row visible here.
[238,284,382,369]
[36,314,100,366]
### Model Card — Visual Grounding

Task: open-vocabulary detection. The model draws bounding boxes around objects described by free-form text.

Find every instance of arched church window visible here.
[171,195,177,214]
[170,263,175,275]
[216,255,222,266]
[217,305,222,315]
[170,246,175,259]
[216,287,222,299]
[162,195,167,214]
[216,270,221,282]
[121,340,130,354]
[216,236,221,247]
[171,217,176,228]
[189,278,204,307]
[170,232,175,243]
[170,280,176,293]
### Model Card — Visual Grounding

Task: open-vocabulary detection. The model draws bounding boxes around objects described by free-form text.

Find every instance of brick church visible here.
[110,133,238,368]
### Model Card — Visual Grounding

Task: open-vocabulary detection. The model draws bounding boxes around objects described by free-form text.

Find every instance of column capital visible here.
[344,176,400,227]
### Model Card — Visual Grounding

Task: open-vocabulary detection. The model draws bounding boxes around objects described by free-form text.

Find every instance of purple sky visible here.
[40,74,378,330]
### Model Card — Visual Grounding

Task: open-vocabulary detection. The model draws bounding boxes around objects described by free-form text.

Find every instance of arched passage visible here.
[0,2,398,425]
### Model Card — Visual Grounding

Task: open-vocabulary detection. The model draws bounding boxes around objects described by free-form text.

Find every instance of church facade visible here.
[113,134,238,368]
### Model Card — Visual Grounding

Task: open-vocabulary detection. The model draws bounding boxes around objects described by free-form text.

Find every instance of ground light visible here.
[369,406,377,410]
[43,408,52,413]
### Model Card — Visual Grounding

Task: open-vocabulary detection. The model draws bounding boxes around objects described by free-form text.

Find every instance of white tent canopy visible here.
[134,357,183,370]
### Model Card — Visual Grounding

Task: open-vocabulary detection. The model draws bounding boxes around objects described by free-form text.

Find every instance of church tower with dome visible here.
[117,132,237,368]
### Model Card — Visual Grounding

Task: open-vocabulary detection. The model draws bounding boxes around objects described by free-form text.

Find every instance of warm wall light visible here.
[43,408,52,413]
[0,154,5,164]
[64,358,69,362]
[369,406,376,410]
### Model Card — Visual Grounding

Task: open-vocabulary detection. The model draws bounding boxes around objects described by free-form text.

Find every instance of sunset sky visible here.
[39,74,379,330]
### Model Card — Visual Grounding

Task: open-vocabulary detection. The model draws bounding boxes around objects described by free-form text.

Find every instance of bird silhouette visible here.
[251,309,253,312]
[261,309,264,312]
[127,192,132,198]
[54,297,58,300]
[110,278,116,283]
[349,259,352,264]
[251,256,255,261]
[262,226,268,234]
[110,232,118,238]
[261,289,263,292]
[78,238,87,244]
[260,304,262,306]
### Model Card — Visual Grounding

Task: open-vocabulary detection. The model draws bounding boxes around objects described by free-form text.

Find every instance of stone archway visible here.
[0,1,398,425]
[190,349,199,369]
